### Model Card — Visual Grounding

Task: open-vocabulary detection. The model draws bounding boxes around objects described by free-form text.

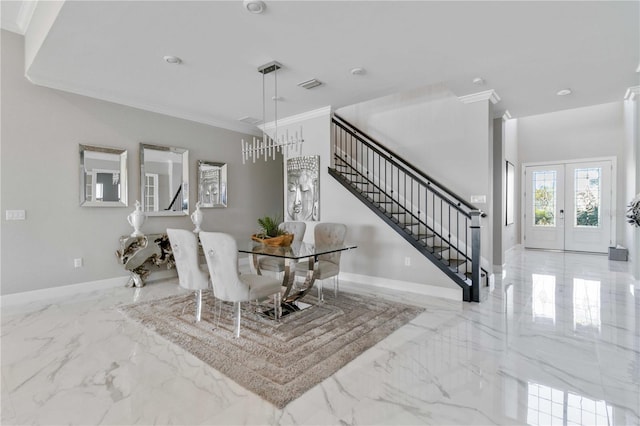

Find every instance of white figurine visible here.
[127,200,146,237]
[191,201,203,233]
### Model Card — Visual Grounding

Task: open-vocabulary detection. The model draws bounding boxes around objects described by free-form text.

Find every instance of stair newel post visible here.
[470,210,482,302]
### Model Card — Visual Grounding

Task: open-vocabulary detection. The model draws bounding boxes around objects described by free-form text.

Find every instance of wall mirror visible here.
[79,144,128,207]
[140,143,189,216]
[198,160,227,208]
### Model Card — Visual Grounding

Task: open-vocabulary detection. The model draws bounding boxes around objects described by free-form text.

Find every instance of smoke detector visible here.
[163,55,182,64]
[243,1,266,14]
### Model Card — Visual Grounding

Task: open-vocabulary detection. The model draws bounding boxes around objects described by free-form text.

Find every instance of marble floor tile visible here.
[2,247,639,425]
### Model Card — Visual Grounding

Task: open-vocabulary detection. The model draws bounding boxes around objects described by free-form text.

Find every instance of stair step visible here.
[358,188,379,194]
[417,232,435,239]
[389,214,420,226]
[369,194,394,203]
[401,222,424,229]
[427,245,449,254]
[351,180,376,186]
[398,222,421,228]
[387,208,410,214]
[444,258,466,267]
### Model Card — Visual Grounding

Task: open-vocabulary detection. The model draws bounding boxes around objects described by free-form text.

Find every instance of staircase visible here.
[329,114,488,302]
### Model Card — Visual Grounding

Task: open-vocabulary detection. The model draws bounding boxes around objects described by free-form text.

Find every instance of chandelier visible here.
[241,61,304,164]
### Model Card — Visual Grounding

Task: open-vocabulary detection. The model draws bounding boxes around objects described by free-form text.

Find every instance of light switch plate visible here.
[5,210,26,220]
[470,195,486,203]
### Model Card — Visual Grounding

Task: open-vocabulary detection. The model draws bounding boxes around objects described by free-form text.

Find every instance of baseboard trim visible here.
[338,272,461,301]
[1,276,129,307]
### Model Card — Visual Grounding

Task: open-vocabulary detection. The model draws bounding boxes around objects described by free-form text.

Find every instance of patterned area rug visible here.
[119,291,423,408]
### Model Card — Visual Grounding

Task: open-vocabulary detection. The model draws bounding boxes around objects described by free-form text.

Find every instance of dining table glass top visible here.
[238,240,357,259]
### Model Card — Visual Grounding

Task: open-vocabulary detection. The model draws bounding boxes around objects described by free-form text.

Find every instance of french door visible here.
[524,160,613,253]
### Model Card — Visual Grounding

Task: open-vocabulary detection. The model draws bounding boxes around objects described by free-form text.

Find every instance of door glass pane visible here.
[574,168,600,227]
[145,174,156,212]
[533,171,556,226]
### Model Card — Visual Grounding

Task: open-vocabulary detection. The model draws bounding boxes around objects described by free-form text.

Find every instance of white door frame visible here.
[521,156,617,252]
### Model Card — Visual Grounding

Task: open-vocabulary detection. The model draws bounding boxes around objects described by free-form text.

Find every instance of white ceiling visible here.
[2,1,639,135]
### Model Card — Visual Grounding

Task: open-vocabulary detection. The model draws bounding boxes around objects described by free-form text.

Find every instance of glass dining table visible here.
[238,240,357,314]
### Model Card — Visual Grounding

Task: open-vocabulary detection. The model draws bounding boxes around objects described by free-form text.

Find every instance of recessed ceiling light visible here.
[243,0,266,14]
[556,88,572,96]
[163,55,182,65]
[350,67,366,76]
[472,77,485,85]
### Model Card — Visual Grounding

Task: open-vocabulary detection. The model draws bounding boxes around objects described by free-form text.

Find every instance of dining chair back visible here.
[166,228,210,322]
[199,231,282,338]
[295,222,347,302]
[258,221,306,277]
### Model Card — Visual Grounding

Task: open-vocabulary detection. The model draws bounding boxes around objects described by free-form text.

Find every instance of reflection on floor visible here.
[2,247,639,425]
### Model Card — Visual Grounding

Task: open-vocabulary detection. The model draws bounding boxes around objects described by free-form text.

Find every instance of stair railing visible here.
[331,114,486,301]
[165,185,183,211]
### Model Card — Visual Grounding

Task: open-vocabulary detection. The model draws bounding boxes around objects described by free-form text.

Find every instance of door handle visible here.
[559,209,565,219]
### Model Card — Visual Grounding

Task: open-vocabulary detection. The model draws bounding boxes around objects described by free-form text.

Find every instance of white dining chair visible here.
[257,221,306,278]
[199,232,282,338]
[295,223,347,302]
[166,228,210,322]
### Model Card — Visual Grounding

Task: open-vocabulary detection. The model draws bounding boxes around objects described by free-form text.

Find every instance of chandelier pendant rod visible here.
[241,60,303,165]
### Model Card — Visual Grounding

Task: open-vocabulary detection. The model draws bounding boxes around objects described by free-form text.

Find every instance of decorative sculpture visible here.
[127,200,146,237]
[191,201,203,233]
[116,233,174,287]
[286,155,320,221]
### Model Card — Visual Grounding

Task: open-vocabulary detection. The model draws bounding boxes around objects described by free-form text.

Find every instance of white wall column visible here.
[623,86,640,279]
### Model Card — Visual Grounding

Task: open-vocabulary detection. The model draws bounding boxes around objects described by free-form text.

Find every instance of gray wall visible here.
[504,118,520,252]
[492,116,521,268]
[623,95,639,278]
[1,30,283,295]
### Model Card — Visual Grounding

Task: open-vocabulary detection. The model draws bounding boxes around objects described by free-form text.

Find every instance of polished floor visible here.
[1,247,639,425]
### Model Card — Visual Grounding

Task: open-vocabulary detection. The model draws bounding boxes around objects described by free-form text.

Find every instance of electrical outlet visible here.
[5,210,26,220]
[74,258,83,268]
[404,256,411,266]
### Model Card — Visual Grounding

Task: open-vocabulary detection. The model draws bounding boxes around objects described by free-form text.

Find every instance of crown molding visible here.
[624,86,640,101]
[502,110,512,120]
[24,72,263,136]
[262,105,332,130]
[458,89,501,105]
[1,0,37,35]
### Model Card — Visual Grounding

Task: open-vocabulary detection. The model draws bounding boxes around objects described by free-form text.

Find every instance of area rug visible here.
[118,291,423,408]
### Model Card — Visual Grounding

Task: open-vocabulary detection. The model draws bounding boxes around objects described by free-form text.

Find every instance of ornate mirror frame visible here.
[197,160,227,208]
[79,144,128,207]
[140,143,189,216]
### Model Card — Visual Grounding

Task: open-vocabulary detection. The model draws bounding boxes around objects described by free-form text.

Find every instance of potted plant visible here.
[627,194,640,228]
[251,215,294,246]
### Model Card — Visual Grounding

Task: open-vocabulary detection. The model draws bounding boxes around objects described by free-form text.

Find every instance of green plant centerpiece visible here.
[252,215,294,246]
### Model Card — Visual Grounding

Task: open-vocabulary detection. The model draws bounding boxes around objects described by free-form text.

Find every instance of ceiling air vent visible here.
[237,116,261,125]
[297,79,323,89]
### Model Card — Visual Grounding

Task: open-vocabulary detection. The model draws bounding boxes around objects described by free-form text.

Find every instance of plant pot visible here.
[251,233,294,247]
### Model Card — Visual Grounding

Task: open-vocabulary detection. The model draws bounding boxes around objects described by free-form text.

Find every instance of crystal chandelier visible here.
[241,61,304,164]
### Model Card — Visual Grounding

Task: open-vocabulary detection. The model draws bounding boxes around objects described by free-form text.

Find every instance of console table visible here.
[116,233,174,287]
